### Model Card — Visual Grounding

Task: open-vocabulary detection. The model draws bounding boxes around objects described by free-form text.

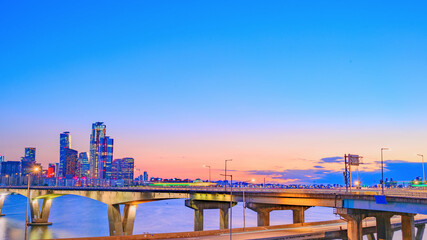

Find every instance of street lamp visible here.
[220,173,233,240]
[25,166,40,240]
[417,154,425,184]
[203,165,211,183]
[224,159,232,191]
[380,148,389,195]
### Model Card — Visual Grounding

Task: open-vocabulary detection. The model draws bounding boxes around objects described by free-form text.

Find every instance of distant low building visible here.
[1,161,21,176]
[143,171,148,182]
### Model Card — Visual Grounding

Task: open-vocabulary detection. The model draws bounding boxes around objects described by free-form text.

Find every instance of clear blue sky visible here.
[1,1,427,184]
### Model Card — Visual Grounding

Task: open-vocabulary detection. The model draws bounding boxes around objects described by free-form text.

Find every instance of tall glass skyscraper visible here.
[64,148,78,178]
[89,122,114,179]
[78,152,90,177]
[59,132,71,177]
[25,147,36,162]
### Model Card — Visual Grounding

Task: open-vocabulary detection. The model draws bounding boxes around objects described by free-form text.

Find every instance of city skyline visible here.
[1,1,427,184]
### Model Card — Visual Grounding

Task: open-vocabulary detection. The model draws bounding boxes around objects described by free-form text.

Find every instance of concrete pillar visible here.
[107,203,138,236]
[376,213,393,240]
[247,203,310,227]
[194,209,203,231]
[415,224,425,240]
[401,215,415,240]
[185,200,236,231]
[336,208,367,240]
[29,198,53,225]
[0,195,5,216]
[367,233,376,240]
[219,207,229,229]
[292,206,309,224]
[256,209,270,227]
[122,204,137,235]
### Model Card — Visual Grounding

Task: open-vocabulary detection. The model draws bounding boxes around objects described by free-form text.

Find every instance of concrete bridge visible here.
[0,186,426,240]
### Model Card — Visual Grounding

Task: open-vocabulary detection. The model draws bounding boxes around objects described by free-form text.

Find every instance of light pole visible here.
[224,159,232,191]
[203,165,211,183]
[381,148,389,195]
[221,173,233,240]
[418,154,425,184]
[24,166,40,240]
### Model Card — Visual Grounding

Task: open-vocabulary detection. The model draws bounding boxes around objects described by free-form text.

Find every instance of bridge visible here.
[0,186,426,240]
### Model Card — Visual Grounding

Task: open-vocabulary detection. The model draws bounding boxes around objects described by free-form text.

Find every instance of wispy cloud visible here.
[318,156,343,163]
[247,158,423,185]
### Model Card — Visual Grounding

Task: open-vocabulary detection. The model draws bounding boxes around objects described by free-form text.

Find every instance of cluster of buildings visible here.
[0,122,147,186]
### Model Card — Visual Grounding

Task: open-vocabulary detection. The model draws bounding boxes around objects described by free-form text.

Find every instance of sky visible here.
[1,1,427,185]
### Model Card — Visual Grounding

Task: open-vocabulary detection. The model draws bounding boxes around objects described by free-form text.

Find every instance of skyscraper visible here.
[59,132,71,177]
[90,122,114,179]
[98,136,114,179]
[64,148,78,178]
[21,147,37,175]
[78,152,89,177]
[25,147,36,162]
[0,155,4,174]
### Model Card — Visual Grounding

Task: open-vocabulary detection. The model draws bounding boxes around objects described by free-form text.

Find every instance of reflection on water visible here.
[0,194,340,240]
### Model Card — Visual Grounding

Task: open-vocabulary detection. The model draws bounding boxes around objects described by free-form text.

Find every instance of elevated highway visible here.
[0,186,426,240]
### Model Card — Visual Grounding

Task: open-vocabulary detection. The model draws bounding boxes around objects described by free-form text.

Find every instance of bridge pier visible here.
[416,224,425,240]
[29,198,53,225]
[107,203,137,236]
[0,194,5,216]
[402,214,415,240]
[376,212,394,240]
[185,200,236,231]
[337,208,368,240]
[246,203,310,227]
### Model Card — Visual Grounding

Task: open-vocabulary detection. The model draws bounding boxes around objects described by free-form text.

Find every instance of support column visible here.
[185,200,236,231]
[107,203,138,236]
[219,207,229,229]
[336,208,367,240]
[247,203,310,227]
[416,224,425,240]
[292,206,309,224]
[29,198,52,226]
[0,195,5,216]
[367,233,376,240]
[376,213,393,240]
[401,215,415,240]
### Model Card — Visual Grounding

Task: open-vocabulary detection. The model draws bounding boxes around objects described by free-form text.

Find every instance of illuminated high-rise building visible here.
[59,132,71,177]
[47,163,56,178]
[78,152,89,177]
[98,136,114,179]
[64,148,78,178]
[89,122,114,179]
[111,158,134,180]
[25,147,36,162]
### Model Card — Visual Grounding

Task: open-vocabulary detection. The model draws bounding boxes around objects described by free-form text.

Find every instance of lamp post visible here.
[221,173,233,240]
[224,159,232,191]
[417,154,425,184]
[203,165,211,183]
[381,148,389,195]
[24,166,40,240]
